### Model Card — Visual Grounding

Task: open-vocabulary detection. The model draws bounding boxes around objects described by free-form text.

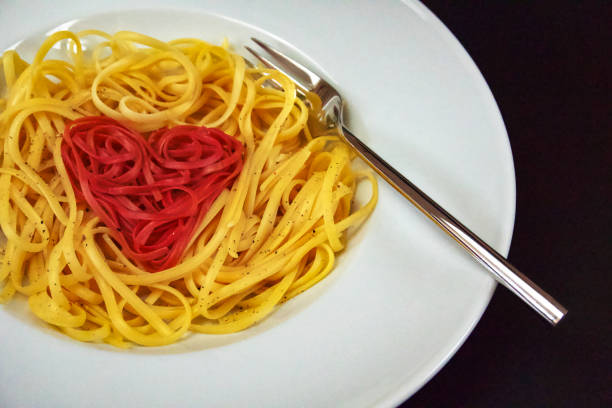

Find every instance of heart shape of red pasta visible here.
[61,116,243,271]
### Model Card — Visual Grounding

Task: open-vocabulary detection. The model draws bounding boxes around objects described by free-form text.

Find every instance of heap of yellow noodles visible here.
[0,30,377,347]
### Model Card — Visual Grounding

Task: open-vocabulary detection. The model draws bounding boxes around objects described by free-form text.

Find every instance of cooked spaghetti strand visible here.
[0,30,377,347]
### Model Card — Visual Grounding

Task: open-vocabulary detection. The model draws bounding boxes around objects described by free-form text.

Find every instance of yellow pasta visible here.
[0,30,377,347]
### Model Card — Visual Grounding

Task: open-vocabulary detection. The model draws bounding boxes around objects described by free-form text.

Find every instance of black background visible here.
[401,2,610,407]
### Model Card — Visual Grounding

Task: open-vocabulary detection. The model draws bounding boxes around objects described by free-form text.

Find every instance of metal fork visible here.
[246,38,567,325]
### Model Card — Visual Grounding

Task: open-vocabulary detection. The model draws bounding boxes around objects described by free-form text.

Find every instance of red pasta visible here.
[61,116,243,271]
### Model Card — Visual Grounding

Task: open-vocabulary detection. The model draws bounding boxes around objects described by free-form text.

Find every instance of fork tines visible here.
[246,38,321,93]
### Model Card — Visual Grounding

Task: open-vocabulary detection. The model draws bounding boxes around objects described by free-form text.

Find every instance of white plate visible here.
[0,1,515,407]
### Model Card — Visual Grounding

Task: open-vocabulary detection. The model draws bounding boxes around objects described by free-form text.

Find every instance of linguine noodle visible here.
[0,30,377,347]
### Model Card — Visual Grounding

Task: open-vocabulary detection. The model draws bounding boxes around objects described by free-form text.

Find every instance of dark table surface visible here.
[400,2,610,407]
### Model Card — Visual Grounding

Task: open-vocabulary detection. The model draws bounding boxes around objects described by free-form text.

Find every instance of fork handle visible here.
[341,126,567,325]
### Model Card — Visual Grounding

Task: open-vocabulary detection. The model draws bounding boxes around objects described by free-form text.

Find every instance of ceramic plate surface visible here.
[0,1,515,407]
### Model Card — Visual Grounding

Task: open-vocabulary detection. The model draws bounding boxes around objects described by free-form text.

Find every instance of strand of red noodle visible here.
[61,116,243,271]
